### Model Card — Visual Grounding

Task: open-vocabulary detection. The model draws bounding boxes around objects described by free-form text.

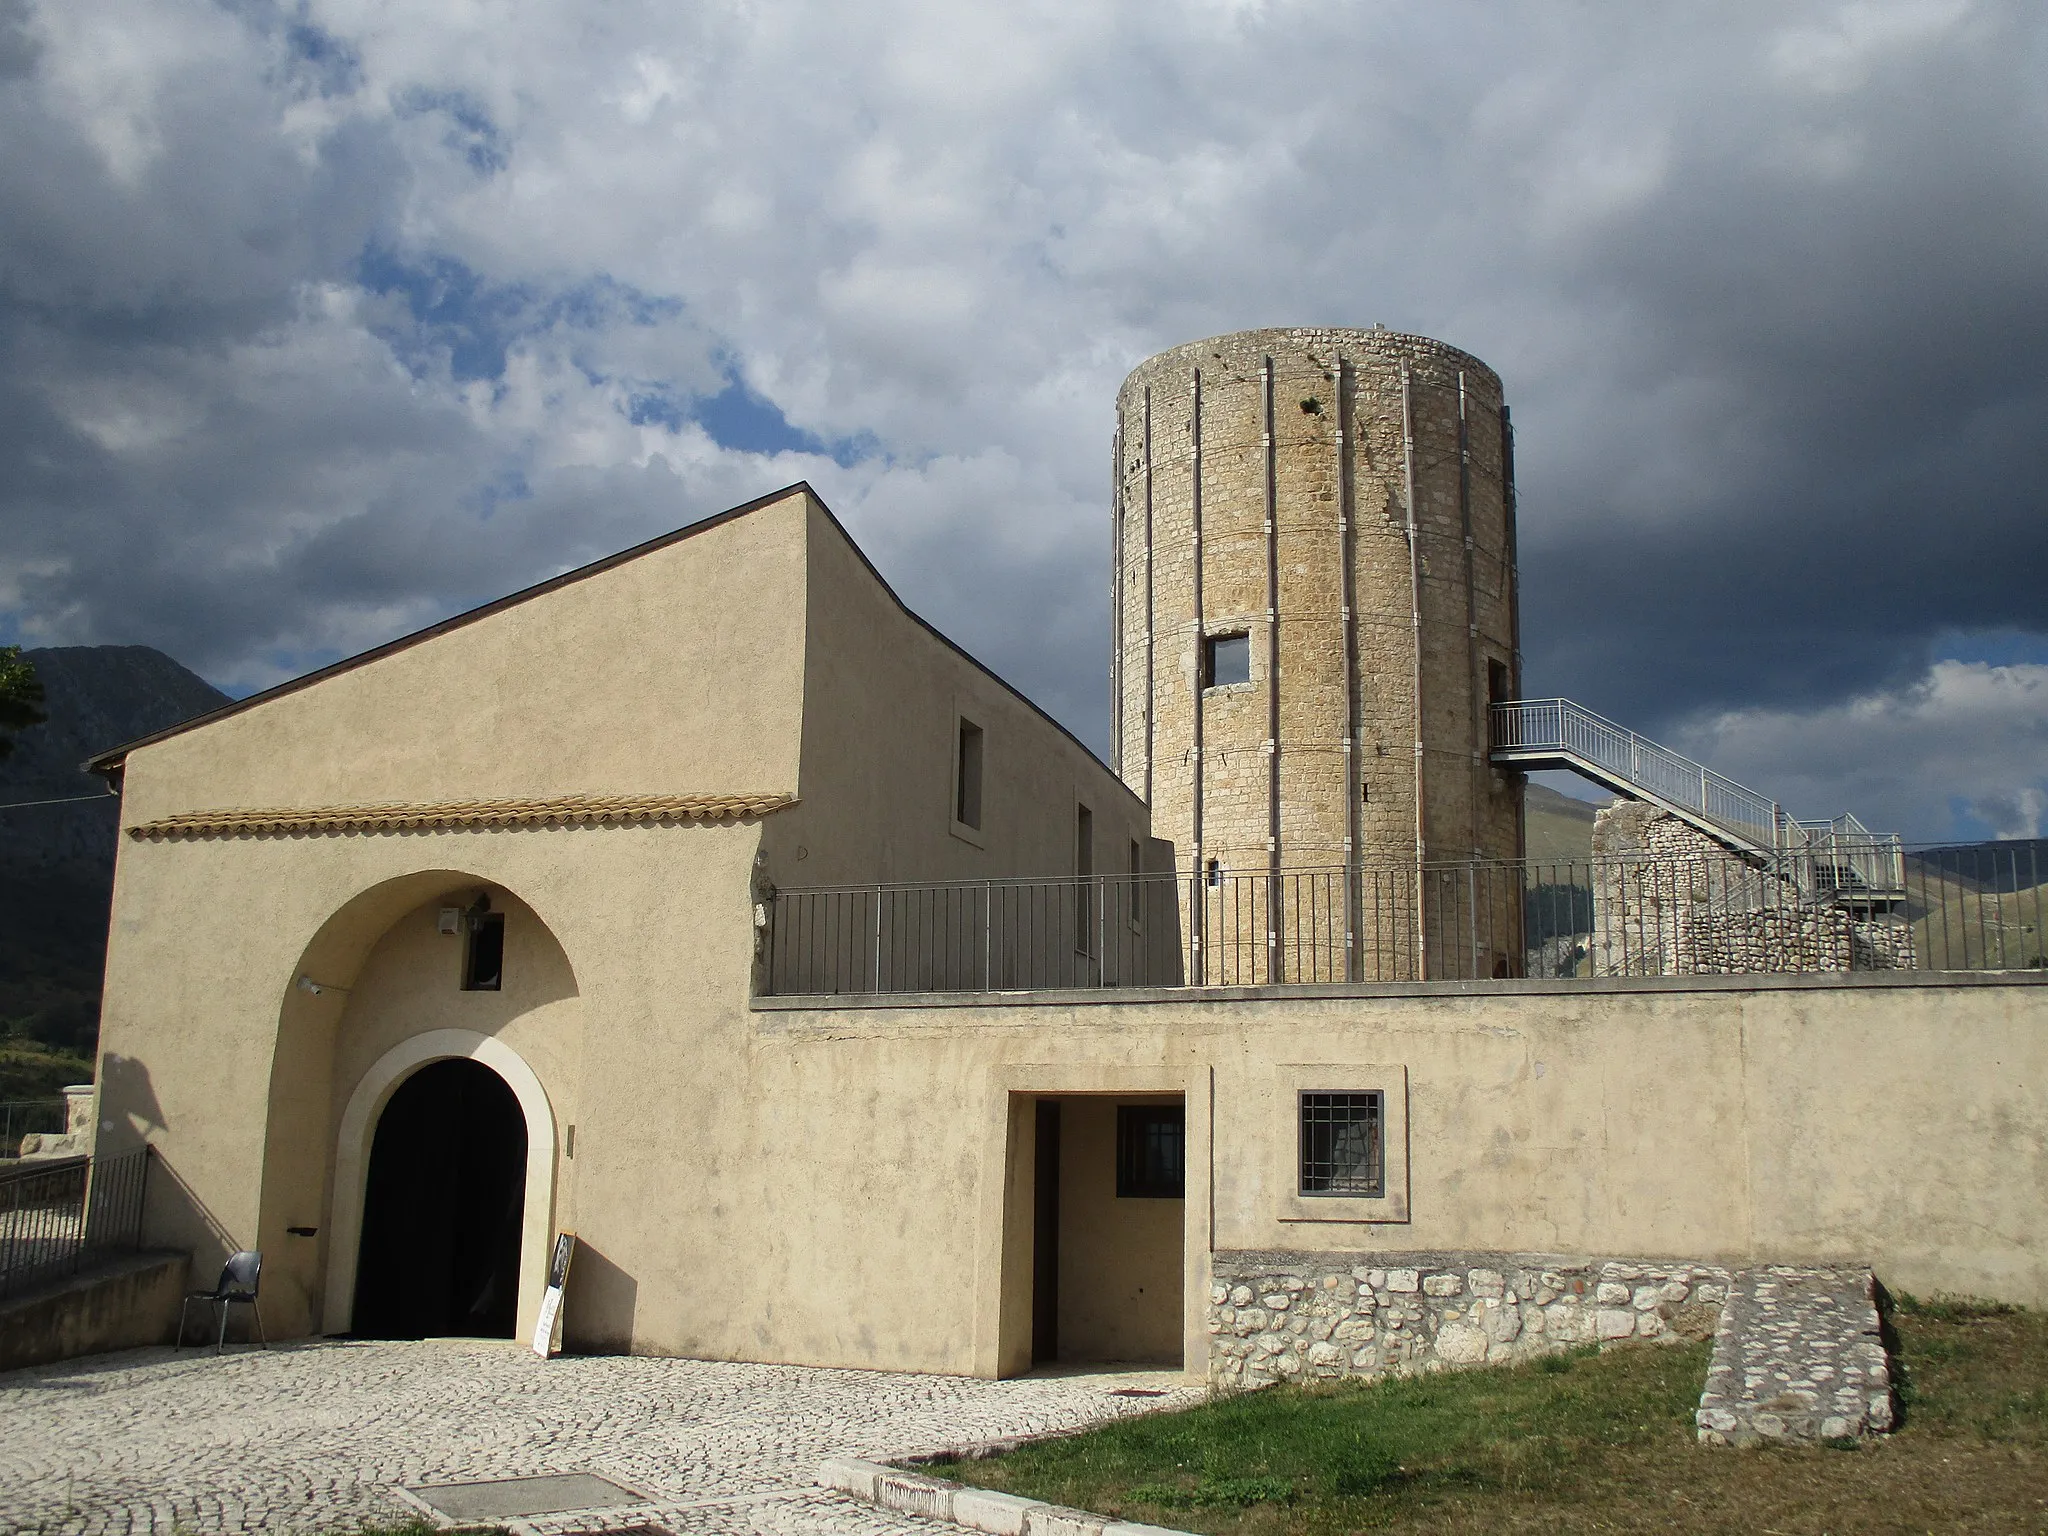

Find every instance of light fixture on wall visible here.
[296,974,351,997]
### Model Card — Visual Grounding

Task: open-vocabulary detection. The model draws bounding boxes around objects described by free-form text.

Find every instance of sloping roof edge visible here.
[85,482,818,775]
[798,498,1143,810]
[86,479,1138,807]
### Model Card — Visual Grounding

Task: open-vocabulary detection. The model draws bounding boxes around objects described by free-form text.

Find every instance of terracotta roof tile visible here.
[127,791,797,840]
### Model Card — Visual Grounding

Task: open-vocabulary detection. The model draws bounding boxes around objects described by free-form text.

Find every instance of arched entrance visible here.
[324,1029,558,1339]
[351,1058,528,1338]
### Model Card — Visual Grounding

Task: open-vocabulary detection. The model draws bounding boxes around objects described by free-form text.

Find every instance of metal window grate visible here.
[1299,1091,1383,1197]
[1116,1104,1185,1198]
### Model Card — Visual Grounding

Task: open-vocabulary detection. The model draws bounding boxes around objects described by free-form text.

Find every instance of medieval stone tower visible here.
[1112,327,1524,980]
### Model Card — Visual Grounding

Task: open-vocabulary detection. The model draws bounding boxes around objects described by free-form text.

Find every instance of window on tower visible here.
[1203,631,1251,688]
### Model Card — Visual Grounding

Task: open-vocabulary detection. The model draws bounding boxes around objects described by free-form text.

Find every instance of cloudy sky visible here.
[2,0,2044,842]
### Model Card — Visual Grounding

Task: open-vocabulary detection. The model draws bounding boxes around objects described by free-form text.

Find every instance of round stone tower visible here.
[1111,327,1523,981]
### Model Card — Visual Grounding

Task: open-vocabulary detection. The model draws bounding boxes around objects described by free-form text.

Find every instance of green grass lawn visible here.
[932,1295,2048,1535]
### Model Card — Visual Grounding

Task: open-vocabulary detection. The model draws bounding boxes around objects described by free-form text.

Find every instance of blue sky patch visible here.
[283,20,363,96]
[395,87,510,176]
[357,248,533,383]
[693,371,828,456]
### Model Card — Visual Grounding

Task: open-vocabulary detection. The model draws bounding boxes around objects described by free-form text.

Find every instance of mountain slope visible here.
[0,646,229,1080]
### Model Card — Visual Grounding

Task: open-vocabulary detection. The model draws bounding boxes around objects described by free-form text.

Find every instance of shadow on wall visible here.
[97,1051,165,1142]
[562,1239,637,1354]
[98,1052,249,1337]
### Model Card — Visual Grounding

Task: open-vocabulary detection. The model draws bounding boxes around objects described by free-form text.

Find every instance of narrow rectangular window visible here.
[463,912,505,992]
[955,719,984,828]
[1203,631,1251,688]
[1117,1104,1185,1198]
[1299,1090,1383,1196]
[1075,803,1094,956]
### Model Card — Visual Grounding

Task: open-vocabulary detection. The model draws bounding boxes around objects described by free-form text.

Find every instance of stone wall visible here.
[1207,1249,1728,1389]
[1589,801,1913,976]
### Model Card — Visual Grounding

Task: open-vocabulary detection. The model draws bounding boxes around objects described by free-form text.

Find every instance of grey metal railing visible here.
[763,841,2042,996]
[0,1147,151,1303]
[0,1098,68,1156]
[1491,698,1785,849]
[1489,699,1905,897]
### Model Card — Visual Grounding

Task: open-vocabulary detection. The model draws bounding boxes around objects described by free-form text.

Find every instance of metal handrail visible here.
[1490,698,1793,851]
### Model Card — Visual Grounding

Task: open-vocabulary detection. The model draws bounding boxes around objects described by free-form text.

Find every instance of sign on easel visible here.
[531,1231,576,1357]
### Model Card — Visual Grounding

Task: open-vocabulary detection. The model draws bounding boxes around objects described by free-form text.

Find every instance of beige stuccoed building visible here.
[84,408,2048,1382]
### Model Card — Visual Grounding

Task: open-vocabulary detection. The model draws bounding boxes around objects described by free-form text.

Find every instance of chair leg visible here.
[216,1299,229,1354]
[177,1296,193,1349]
[252,1301,268,1348]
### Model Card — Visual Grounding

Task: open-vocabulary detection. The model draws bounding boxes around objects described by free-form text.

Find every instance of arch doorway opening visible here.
[352,1057,528,1339]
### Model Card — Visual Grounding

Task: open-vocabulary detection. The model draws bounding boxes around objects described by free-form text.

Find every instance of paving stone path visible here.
[1695,1266,1894,1446]
[0,1341,1197,1536]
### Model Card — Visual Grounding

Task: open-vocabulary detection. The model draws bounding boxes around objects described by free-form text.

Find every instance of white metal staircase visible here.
[1490,698,1904,901]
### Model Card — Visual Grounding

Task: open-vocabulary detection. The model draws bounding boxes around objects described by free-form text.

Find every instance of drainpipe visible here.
[1401,363,1428,977]
[1143,388,1156,808]
[1263,355,1282,982]
[1501,403,1524,864]
[1111,422,1123,778]
[1190,368,1205,978]
[1337,354,1359,982]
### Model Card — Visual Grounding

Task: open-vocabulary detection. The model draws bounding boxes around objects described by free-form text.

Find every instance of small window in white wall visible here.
[955,718,984,829]
[1299,1090,1383,1197]
[463,911,505,992]
[1075,803,1094,956]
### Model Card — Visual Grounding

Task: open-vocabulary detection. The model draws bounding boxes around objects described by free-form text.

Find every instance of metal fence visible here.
[0,1147,151,1303]
[0,1098,68,1156]
[762,840,2044,996]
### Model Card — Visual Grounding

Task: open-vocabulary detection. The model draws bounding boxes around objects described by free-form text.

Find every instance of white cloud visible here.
[1682,662,2048,841]
[0,0,2044,845]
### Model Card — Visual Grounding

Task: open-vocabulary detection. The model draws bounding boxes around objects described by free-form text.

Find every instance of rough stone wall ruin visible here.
[1588,800,1913,976]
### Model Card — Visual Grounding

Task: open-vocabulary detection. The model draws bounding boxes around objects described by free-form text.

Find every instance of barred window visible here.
[1116,1104,1185,1199]
[1298,1091,1383,1197]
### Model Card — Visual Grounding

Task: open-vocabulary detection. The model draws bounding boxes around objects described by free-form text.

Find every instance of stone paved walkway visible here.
[0,1341,1198,1536]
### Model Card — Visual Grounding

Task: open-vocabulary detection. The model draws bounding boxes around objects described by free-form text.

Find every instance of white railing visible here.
[1789,814,1907,898]
[1490,698,1785,851]
[1489,699,1905,899]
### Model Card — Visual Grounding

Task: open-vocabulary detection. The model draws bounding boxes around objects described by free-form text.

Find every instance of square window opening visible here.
[1203,632,1251,689]
[463,911,505,992]
[1116,1103,1185,1199]
[955,719,984,829]
[1299,1090,1383,1197]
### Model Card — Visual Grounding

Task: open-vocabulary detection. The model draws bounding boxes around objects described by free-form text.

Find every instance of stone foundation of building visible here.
[1207,1249,1729,1388]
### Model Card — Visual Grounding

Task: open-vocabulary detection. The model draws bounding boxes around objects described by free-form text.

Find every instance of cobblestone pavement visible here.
[0,1341,1199,1536]
[1695,1266,1893,1446]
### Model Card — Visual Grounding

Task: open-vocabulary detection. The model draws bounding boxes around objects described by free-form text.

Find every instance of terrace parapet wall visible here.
[1208,1249,1728,1389]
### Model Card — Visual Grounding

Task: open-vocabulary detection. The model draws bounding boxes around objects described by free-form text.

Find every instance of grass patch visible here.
[936,1298,2048,1534]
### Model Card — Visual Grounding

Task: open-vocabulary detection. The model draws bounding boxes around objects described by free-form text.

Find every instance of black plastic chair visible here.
[179,1250,266,1352]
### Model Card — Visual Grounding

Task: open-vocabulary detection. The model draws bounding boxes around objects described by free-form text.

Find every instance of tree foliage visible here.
[0,644,46,762]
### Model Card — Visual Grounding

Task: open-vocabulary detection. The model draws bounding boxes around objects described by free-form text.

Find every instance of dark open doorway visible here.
[352,1057,527,1339]
[1024,1094,1184,1370]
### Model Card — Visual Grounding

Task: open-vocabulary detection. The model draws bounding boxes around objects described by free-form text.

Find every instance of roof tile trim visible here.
[128,792,797,841]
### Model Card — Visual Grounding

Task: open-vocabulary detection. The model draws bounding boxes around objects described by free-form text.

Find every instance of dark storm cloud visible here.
[0,0,2043,838]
